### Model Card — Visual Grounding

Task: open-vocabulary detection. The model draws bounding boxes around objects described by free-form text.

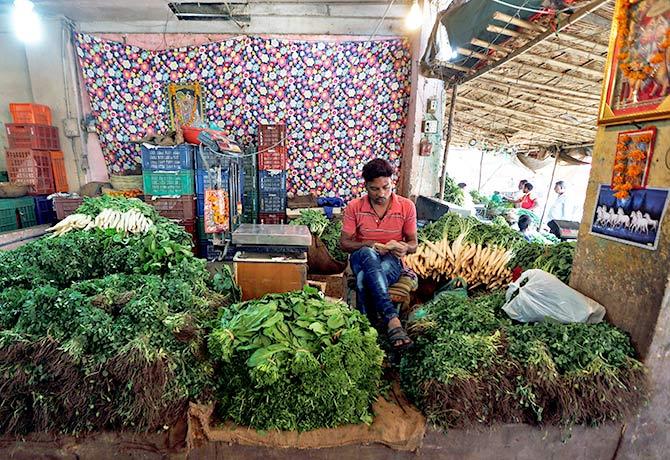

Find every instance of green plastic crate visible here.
[0,196,36,232]
[196,218,213,241]
[142,171,195,196]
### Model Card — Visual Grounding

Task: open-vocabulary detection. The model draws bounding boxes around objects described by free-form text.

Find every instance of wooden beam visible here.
[457,96,597,136]
[441,62,471,73]
[454,105,569,142]
[460,0,610,84]
[548,30,609,53]
[439,85,458,201]
[459,86,595,118]
[468,79,599,111]
[540,41,607,62]
[515,53,604,79]
[493,11,544,31]
[487,24,522,38]
[457,47,491,61]
[479,73,601,100]
[503,61,602,87]
[471,38,511,54]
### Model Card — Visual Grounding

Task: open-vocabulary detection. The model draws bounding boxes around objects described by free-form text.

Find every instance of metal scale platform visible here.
[231,224,312,300]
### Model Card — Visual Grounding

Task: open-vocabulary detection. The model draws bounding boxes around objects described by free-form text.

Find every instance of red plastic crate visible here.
[258,124,286,149]
[6,149,55,195]
[258,212,287,224]
[53,197,83,220]
[6,123,60,150]
[10,103,52,125]
[258,147,287,171]
[49,151,69,192]
[145,195,197,221]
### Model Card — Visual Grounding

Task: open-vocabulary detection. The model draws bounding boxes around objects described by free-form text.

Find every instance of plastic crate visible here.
[258,124,286,149]
[196,218,213,241]
[258,212,287,225]
[6,149,55,195]
[259,191,286,213]
[258,170,287,193]
[258,147,287,171]
[53,196,83,220]
[0,196,36,231]
[0,171,8,182]
[195,146,241,170]
[198,240,225,261]
[141,144,194,171]
[10,103,52,125]
[196,194,205,217]
[6,124,60,150]
[145,195,196,221]
[49,151,69,193]
[195,168,230,195]
[33,195,56,225]
[142,171,194,196]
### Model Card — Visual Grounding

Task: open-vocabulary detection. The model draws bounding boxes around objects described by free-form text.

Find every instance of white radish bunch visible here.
[47,208,154,237]
[404,233,514,291]
[47,213,94,237]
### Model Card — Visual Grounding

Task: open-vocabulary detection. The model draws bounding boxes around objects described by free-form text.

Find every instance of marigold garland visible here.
[611,130,653,200]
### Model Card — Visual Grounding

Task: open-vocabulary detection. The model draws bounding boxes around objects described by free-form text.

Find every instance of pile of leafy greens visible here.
[291,210,348,263]
[208,287,383,431]
[0,196,239,434]
[419,213,525,250]
[508,241,576,284]
[400,292,647,429]
[441,175,464,206]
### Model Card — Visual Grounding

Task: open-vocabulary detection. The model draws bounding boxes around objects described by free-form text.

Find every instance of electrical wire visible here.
[491,0,575,15]
[369,0,396,41]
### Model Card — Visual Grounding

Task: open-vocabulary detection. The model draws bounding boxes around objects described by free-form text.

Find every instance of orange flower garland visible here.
[616,0,670,85]
[611,130,654,200]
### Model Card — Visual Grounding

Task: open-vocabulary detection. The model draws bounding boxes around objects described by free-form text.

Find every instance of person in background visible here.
[547,180,574,238]
[511,182,538,210]
[491,191,503,205]
[517,214,534,242]
[340,158,417,351]
[458,182,476,212]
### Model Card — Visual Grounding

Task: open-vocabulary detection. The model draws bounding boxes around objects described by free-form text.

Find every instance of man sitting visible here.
[340,158,417,351]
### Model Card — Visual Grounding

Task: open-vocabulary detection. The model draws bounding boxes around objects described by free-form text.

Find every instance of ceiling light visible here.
[12,0,42,44]
[405,0,422,30]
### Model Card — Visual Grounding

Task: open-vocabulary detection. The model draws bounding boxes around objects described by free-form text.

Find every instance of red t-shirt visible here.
[342,193,417,244]
[520,193,537,210]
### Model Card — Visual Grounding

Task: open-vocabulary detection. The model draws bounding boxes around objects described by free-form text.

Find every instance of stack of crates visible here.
[257,124,287,224]
[142,144,197,245]
[0,197,36,233]
[241,148,258,223]
[5,103,68,195]
[195,145,243,259]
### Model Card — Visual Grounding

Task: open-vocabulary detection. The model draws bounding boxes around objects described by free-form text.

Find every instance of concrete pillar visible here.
[399,0,444,199]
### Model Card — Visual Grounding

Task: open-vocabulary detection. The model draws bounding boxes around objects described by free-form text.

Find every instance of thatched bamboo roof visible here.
[423,0,614,155]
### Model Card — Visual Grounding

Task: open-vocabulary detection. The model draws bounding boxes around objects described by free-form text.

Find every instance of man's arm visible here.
[340,231,374,253]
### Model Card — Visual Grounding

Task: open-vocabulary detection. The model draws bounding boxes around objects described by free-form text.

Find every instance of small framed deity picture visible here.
[166,82,205,130]
[610,127,656,200]
[598,0,670,125]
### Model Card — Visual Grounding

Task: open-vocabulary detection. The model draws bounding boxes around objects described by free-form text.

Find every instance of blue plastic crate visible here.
[259,191,286,213]
[33,195,55,225]
[196,147,240,170]
[196,193,205,217]
[258,170,286,193]
[198,240,225,261]
[195,168,229,195]
[141,144,194,171]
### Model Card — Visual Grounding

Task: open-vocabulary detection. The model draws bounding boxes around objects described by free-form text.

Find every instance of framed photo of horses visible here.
[591,184,669,250]
[598,0,670,125]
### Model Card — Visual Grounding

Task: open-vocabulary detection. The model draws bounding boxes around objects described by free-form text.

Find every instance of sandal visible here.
[387,326,413,351]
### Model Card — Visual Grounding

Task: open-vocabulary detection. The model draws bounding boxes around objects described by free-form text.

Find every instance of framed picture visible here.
[166,82,205,130]
[598,0,670,125]
[590,184,669,250]
[610,126,656,199]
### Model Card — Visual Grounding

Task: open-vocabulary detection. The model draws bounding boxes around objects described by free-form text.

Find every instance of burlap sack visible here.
[187,386,426,452]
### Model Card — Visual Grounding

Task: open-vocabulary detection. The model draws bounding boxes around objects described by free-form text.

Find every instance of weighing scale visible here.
[547,219,579,241]
[231,224,312,300]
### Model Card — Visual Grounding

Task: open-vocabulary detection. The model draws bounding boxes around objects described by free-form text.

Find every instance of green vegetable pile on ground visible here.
[400,292,647,429]
[419,213,524,250]
[291,210,348,263]
[208,287,383,431]
[508,242,576,284]
[0,197,239,434]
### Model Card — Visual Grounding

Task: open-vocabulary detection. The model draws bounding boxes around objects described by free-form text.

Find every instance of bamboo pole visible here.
[493,11,544,31]
[472,79,600,109]
[439,85,458,200]
[479,74,602,100]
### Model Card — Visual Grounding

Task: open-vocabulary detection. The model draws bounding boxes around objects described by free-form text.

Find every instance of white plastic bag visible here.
[503,269,606,324]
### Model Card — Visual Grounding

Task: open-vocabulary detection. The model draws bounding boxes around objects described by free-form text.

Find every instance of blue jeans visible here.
[349,247,402,325]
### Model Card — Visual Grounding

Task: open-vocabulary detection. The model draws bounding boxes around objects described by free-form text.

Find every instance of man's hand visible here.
[384,240,409,258]
[374,242,390,255]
